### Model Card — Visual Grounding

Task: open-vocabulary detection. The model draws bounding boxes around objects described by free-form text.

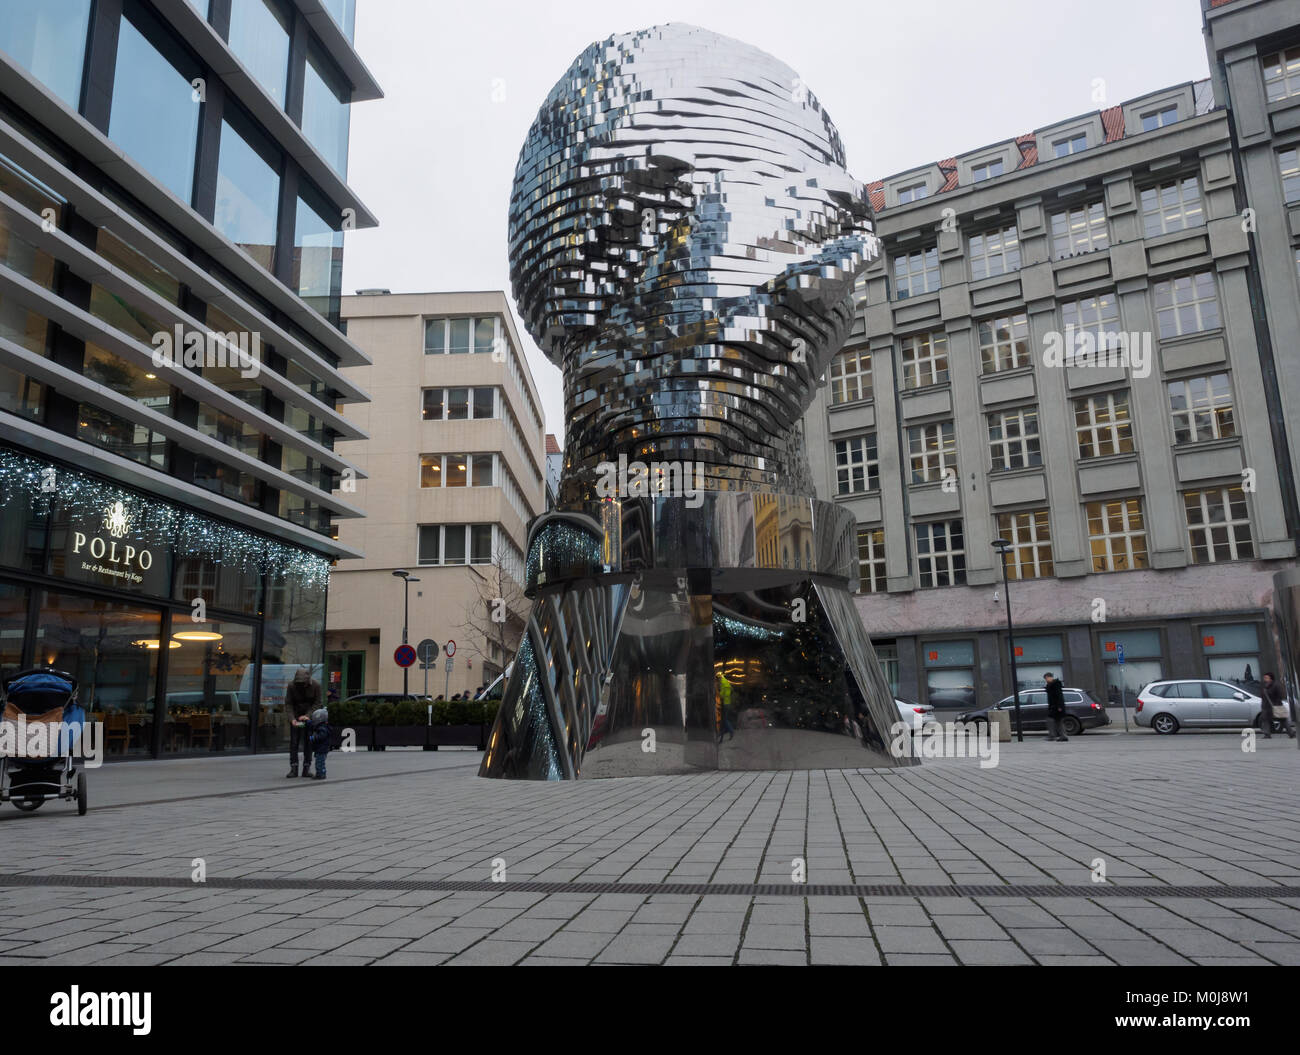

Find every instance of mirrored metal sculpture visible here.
[481,23,912,778]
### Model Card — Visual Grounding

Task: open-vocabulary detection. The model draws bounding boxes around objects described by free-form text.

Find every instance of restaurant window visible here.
[161,619,256,752]
[922,639,976,711]
[1200,624,1262,692]
[34,590,160,757]
[0,583,28,683]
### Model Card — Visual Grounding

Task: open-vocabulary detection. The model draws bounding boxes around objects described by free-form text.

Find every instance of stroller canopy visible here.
[4,670,77,716]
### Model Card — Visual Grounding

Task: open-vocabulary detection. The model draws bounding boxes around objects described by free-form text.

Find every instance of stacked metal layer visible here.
[507,23,880,498]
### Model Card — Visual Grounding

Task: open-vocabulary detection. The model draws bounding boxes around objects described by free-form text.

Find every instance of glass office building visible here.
[0,0,381,757]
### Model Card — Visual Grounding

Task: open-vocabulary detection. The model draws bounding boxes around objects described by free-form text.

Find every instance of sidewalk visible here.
[0,735,1297,965]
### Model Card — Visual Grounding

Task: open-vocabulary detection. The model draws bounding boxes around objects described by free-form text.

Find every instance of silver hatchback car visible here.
[1134,679,1262,734]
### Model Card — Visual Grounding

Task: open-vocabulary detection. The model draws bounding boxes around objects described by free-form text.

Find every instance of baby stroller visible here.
[0,667,88,815]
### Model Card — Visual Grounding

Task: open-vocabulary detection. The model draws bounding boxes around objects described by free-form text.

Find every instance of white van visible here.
[237,664,325,708]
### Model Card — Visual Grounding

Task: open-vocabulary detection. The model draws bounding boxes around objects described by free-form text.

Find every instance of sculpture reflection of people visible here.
[285,667,320,778]
[716,672,734,743]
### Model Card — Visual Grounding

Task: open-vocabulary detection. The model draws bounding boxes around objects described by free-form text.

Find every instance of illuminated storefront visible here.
[0,446,328,758]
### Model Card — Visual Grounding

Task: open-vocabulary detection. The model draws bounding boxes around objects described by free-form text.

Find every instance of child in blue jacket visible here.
[307,707,331,779]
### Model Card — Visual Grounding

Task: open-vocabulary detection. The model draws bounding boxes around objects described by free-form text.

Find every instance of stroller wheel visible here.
[12,797,43,812]
[76,771,87,816]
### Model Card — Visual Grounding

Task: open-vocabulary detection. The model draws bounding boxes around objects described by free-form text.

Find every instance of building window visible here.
[1050,201,1108,258]
[907,421,956,484]
[108,10,201,203]
[892,246,940,299]
[421,386,495,421]
[968,225,1020,280]
[1061,290,1123,352]
[1153,271,1220,339]
[420,453,494,488]
[915,520,966,588]
[214,111,280,272]
[1053,133,1087,158]
[828,348,872,404]
[1184,486,1254,564]
[293,187,343,323]
[0,0,92,109]
[1141,105,1178,131]
[922,639,975,708]
[301,41,351,176]
[1167,373,1234,444]
[971,158,1004,182]
[874,641,900,695]
[897,181,928,204]
[995,509,1053,579]
[1140,175,1205,237]
[1263,45,1300,103]
[417,524,495,566]
[899,331,948,389]
[227,0,290,107]
[425,317,499,355]
[834,434,879,495]
[988,406,1042,471]
[856,527,886,593]
[1074,391,1134,458]
[1280,148,1300,205]
[978,313,1031,373]
[1201,623,1262,691]
[1100,628,1163,704]
[1086,498,1148,572]
[1008,635,1065,692]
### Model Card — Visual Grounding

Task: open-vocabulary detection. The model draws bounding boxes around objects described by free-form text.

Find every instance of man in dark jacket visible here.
[1260,672,1292,739]
[1044,672,1067,742]
[285,668,321,777]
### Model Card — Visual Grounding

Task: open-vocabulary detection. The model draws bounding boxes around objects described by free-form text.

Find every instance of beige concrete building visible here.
[325,291,547,700]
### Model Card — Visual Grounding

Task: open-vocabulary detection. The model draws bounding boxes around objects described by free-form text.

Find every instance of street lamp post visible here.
[992,539,1024,743]
[392,570,420,695]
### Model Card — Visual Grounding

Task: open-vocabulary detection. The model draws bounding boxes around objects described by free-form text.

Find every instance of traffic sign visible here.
[394,644,416,668]
[1117,643,1125,665]
[416,638,439,664]
[445,639,457,658]
[445,657,454,672]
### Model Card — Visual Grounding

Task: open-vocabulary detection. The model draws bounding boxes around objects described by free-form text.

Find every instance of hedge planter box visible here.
[375,725,427,748]
[430,724,485,749]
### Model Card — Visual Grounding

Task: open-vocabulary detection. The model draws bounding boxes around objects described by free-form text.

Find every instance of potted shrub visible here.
[431,697,489,749]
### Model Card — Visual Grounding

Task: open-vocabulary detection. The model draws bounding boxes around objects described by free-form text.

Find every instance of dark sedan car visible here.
[956,687,1110,736]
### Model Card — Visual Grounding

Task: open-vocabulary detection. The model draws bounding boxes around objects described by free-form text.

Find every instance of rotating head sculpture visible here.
[508,24,879,500]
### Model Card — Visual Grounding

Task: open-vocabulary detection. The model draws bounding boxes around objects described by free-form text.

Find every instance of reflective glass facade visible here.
[108,9,201,202]
[0,0,92,109]
[215,111,281,270]
[227,0,290,106]
[302,44,351,176]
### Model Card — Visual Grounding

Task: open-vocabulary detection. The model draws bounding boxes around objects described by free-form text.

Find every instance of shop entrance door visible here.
[327,651,365,703]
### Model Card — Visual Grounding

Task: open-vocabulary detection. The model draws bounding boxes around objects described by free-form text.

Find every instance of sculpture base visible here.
[480,569,913,779]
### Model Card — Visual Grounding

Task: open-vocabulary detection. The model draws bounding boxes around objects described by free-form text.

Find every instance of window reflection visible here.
[215,112,280,271]
[301,43,351,176]
[0,0,92,109]
[163,620,255,751]
[292,190,343,323]
[227,0,290,106]
[108,9,201,202]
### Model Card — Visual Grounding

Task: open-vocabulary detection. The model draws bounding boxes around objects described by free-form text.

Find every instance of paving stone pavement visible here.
[0,732,1297,965]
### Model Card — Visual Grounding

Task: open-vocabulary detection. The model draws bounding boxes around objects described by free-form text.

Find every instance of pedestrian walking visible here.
[1044,672,1068,742]
[1260,672,1291,738]
[715,671,734,742]
[285,667,321,777]
[307,706,331,780]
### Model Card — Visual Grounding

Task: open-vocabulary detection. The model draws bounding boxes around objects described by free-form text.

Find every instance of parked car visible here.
[1134,679,1269,734]
[956,687,1110,736]
[894,698,937,733]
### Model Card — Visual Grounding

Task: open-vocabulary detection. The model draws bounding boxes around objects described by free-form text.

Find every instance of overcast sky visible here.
[340,0,1211,441]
